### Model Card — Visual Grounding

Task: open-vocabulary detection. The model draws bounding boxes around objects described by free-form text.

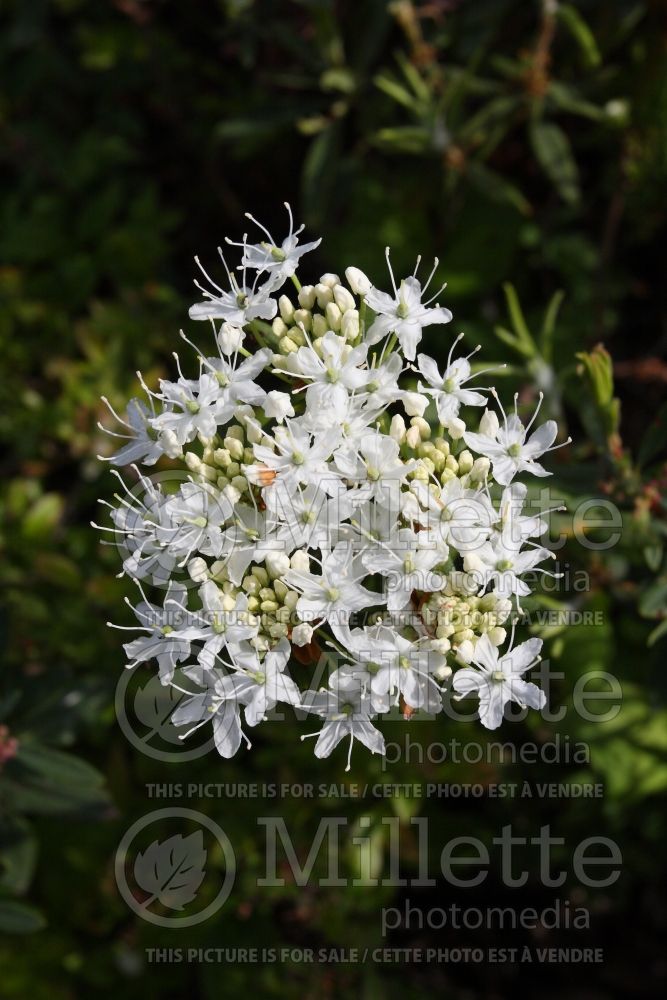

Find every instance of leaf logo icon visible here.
[133,677,185,746]
[134,831,207,911]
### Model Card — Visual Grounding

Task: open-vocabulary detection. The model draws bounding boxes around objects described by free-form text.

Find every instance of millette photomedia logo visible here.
[114,808,236,927]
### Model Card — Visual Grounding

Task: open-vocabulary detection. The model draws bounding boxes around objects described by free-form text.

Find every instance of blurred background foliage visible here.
[1,0,666,996]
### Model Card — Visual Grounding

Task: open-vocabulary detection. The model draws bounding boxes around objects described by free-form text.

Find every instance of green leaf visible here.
[558,4,602,68]
[466,162,531,215]
[373,73,417,111]
[648,618,667,647]
[0,899,46,934]
[539,289,565,364]
[530,120,580,204]
[370,126,431,154]
[16,743,106,790]
[21,493,64,541]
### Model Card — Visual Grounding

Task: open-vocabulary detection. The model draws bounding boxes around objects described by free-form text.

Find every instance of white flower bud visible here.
[264,390,295,424]
[298,285,316,310]
[217,322,245,355]
[293,308,312,332]
[159,428,182,459]
[340,309,359,342]
[319,273,340,288]
[325,302,342,331]
[405,425,421,450]
[187,557,209,583]
[470,457,490,481]
[272,316,288,338]
[279,295,295,323]
[290,549,310,572]
[447,416,466,440]
[312,314,328,338]
[389,414,406,443]
[345,266,371,296]
[457,449,474,474]
[222,484,241,506]
[333,284,356,313]
[456,640,475,664]
[185,452,201,473]
[488,627,507,647]
[265,550,291,580]
[292,622,314,647]
[479,409,499,438]
[224,436,245,462]
[315,283,334,308]
[402,391,429,417]
[410,416,431,440]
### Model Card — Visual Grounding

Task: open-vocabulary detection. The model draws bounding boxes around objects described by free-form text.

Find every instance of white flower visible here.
[417,340,488,426]
[246,421,341,494]
[233,203,322,283]
[189,582,258,670]
[263,389,295,423]
[229,639,301,726]
[116,582,200,684]
[411,479,496,553]
[361,527,444,613]
[463,397,568,486]
[365,251,452,361]
[285,542,384,624]
[160,482,233,562]
[98,397,165,467]
[278,332,371,409]
[452,634,545,729]
[300,676,385,770]
[189,251,279,323]
[103,209,569,767]
[334,431,415,500]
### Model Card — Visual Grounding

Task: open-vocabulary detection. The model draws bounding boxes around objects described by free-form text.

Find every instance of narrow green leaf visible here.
[530,120,581,204]
[558,4,602,67]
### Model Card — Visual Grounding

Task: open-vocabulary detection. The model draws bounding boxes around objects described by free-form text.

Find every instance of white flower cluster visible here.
[99,204,568,770]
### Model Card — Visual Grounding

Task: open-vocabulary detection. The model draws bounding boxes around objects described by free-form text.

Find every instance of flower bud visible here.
[224,436,245,462]
[315,283,334,308]
[292,622,314,647]
[325,302,342,332]
[290,283,312,310]
[159,428,182,459]
[311,314,328,338]
[447,416,466,440]
[279,336,299,354]
[390,414,406,443]
[272,316,288,338]
[265,550,291,579]
[402,391,429,417]
[457,449,473,474]
[293,308,312,332]
[264,390,295,423]
[218,322,245,355]
[488,626,507,647]
[319,273,340,288]
[405,425,421,450]
[290,550,310,572]
[341,309,359,342]
[470,457,490,482]
[455,640,475,664]
[410,416,431,440]
[187,557,209,583]
[279,294,295,323]
[185,452,201,473]
[479,409,499,438]
[333,284,356,313]
[345,266,371,296]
